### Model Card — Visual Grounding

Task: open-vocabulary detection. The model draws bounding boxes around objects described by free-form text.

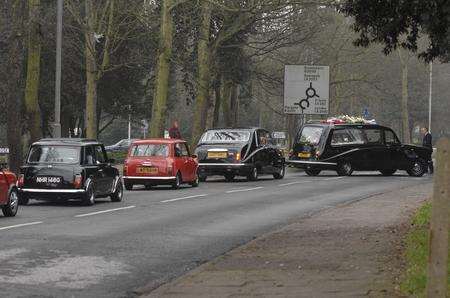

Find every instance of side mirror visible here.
[191,154,198,159]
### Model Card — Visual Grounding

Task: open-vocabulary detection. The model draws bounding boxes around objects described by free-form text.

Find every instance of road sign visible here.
[0,148,9,154]
[284,65,329,115]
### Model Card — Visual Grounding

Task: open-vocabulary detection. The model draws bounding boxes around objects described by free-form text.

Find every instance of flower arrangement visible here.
[325,115,376,124]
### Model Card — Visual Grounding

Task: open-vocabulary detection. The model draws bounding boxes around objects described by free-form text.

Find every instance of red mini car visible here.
[0,168,19,217]
[123,139,199,190]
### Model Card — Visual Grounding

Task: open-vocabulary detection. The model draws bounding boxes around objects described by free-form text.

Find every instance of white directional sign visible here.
[284,65,329,115]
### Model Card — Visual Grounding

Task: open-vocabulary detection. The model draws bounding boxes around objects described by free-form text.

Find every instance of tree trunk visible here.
[6,0,25,174]
[149,0,173,138]
[230,83,239,126]
[24,0,42,144]
[222,79,232,127]
[398,49,411,143]
[212,81,221,128]
[191,1,212,145]
[85,0,98,139]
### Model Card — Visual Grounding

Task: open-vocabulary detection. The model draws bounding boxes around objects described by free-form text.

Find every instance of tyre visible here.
[172,172,181,189]
[2,188,19,217]
[199,175,207,182]
[18,193,29,205]
[124,180,133,191]
[336,161,353,176]
[82,184,95,206]
[407,160,427,177]
[247,167,258,181]
[110,180,123,202]
[273,165,286,179]
[224,173,235,182]
[305,168,321,176]
[190,175,200,187]
[380,169,397,176]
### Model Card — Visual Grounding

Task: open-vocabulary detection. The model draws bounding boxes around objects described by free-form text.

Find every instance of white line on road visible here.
[226,187,263,194]
[75,206,136,218]
[323,177,345,181]
[160,194,209,203]
[278,181,311,187]
[0,221,43,231]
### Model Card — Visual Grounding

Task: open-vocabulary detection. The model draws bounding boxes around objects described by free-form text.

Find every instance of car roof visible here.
[132,138,186,145]
[33,138,102,146]
[303,123,392,130]
[204,127,260,132]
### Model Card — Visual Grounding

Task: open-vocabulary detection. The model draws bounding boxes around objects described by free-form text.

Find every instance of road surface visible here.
[0,169,431,297]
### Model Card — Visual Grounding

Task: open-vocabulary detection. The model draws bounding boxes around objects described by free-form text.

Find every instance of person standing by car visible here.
[421,127,434,174]
[169,120,182,139]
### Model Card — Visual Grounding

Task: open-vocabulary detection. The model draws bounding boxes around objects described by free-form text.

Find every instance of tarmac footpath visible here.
[141,182,432,298]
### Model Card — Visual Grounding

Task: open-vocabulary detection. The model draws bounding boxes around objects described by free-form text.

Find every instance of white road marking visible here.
[323,177,345,181]
[160,194,208,203]
[75,206,136,218]
[278,181,311,187]
[0,221,43,231]
[226,187,263,194]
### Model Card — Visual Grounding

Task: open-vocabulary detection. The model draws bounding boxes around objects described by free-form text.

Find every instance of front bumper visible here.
[198,163,253,176]
[287,159,337,170]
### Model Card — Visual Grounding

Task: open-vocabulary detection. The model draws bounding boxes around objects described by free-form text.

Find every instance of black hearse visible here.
[195,128,285,181]
[288,122,432,177]
[18,138,123,206]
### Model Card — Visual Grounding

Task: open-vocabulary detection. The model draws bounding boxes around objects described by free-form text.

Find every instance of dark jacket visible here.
[422,132,432,149]
[169,127,181,139]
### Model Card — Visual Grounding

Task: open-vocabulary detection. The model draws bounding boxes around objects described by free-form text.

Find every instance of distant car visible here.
[123,139,199,190]
[195,128,285,182]
[0,168,19,217]
[105,139,138,152]
[18,138,123,206]
[288,122,432,177]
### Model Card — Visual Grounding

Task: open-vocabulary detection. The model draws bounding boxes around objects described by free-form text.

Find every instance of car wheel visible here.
[18,193,29,205]
[273,165,285,179]
[124,180,133,191]
[247,167,258,181]
[380,169,397,176]
[224,173,235,182]
[2,189,19,217]
[199,175,207,182]
[337,161,353,176]
[110,180,123,202]
[407,160,426,177]
[82,184,95,206]
[190,175,200,187]
[305,168,321,176]
[172,172,181,189]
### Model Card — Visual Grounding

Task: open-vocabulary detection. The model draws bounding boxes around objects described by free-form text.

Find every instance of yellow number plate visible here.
[137,167,158,174]
[207,152,228,159]
[298,152,311,158]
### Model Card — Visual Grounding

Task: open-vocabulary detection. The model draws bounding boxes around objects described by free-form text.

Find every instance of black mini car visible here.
[18,138,123,206]
[288,123,432,177]
[195,128,285,181]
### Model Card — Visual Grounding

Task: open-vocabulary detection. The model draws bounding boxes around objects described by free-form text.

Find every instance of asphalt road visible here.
[0,169,432,298]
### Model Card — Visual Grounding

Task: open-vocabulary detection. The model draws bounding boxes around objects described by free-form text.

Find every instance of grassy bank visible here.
[400,202,450,297]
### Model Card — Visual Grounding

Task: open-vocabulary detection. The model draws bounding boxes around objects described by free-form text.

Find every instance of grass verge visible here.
[400,202,450,297]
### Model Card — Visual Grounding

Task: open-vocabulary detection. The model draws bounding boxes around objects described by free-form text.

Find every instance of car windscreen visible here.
[130,144,169,157]
[28,145,80,164]
[297,126,324,146]
[200,130,251,143]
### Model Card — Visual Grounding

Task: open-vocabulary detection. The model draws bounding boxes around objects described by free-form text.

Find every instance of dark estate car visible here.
[288,122,432,177]
[18,138,123,206]
[195,128,285,181]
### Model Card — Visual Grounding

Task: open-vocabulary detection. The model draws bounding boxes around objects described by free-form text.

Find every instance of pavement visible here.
[0,169,432,297]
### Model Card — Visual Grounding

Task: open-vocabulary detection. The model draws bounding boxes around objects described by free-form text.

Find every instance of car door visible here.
[178,142,194,181]
[0,172,8,205]
[361,128,389,170]
[384,129,408,169]
[94,145,113,194]
[83,145,102,193]
[254,129,271,172]
[182,142,197,181]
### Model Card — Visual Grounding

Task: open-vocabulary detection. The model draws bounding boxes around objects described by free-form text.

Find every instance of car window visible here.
[257,130,270,146]
[331,128,365,146]
[298,126,323,146]
[385,130,400,145]
[175,143,189,157]
[200,130,251,143]
[84,146,95,165]
[131,144,169,157]
[364,129,382,145]
[28,145,80,164]
[94,146,106,164]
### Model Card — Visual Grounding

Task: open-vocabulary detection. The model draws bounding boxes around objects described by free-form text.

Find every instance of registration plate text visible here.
[137,167,158,174]
[207,152,227,159]
[36,176,62,184]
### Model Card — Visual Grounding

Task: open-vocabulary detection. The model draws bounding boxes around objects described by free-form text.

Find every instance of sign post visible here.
[284,65,329,115]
